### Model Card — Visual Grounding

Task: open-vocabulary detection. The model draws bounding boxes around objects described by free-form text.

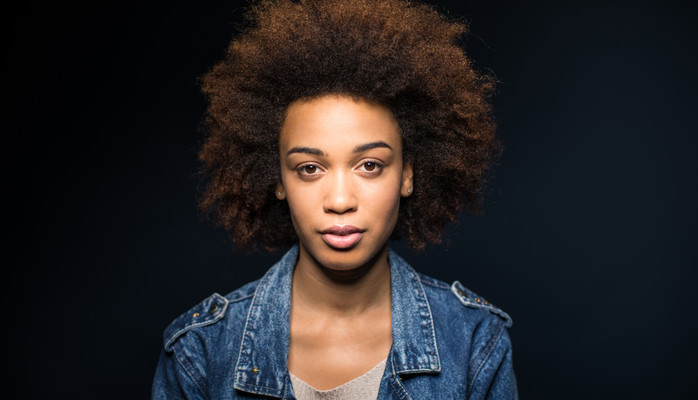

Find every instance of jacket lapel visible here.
[233,247,298,398]
[379,250,441,399]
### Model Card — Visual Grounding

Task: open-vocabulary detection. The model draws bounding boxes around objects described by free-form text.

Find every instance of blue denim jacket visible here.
[152,246,518,399]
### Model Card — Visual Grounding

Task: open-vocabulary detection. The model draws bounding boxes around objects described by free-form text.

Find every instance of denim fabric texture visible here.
[152,246,518,399]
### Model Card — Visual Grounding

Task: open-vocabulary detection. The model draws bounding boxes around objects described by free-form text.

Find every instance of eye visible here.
[357,160,384,175]
[302,165,317,174]
[296,163,323,177]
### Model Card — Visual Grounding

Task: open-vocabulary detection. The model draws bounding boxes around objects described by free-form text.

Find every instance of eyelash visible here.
[295,161,384,178]
[356,161,383,174]
[297,164,321,176]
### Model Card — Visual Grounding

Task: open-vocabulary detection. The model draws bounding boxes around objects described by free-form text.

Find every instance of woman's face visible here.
[278,95,412,271]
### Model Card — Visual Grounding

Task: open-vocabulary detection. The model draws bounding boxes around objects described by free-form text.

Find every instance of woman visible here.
[153,0,517,398]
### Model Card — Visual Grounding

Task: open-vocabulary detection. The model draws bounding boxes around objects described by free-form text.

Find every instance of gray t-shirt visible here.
[290,358,387,400]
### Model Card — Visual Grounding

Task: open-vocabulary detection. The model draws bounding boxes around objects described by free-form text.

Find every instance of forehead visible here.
[279,95,401,152]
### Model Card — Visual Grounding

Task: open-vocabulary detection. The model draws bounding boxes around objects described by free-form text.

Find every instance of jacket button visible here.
[209,303,219,314]
[192,312,199,318]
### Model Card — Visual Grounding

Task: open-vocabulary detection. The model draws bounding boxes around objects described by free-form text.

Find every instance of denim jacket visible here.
[152,246,518,399]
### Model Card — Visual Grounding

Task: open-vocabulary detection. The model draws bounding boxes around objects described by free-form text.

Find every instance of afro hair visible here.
[198,0,500,251]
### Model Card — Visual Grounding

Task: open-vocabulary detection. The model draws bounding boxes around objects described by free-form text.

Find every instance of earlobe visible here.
[275,182,286,200]
[401,162,414,197]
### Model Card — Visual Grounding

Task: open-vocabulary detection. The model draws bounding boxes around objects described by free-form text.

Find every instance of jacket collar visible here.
[233,245,441,397]
[386,249,442,374]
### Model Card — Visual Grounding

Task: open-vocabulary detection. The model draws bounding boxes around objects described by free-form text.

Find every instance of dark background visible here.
[7,0,697,398]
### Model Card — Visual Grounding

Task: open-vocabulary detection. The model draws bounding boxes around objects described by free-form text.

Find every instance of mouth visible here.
[320,225,365,249]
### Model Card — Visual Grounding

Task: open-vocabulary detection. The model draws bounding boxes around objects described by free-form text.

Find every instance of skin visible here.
[278,94,413,389]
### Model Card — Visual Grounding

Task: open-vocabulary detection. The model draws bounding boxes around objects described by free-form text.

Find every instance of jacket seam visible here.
[174,342,209,400]
[451,282,513,327]
[165,317,223,350]
[282,374,292,400]
[227,292,254,304]
[467,322,506,396]
[415,272,442,371]
[235,382,281,393]
[233,271,268,390]
[394,363,438,369]
[419,277,449,290]
[164,293,232,351]
[389,356,413,400]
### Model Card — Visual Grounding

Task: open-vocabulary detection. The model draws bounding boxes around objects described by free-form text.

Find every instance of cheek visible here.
[363,180,402,218]
[284,188,319,230]
[286,195,307,221]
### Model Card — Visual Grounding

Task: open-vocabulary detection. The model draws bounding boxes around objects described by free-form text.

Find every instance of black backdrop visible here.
[7,1,697,398]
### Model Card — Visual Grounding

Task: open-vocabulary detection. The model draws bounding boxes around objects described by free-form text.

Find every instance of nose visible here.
[323,171,358,214]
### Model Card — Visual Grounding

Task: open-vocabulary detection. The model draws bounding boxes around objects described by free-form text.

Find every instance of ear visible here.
[275,182,286,200]
[400,162,414,197]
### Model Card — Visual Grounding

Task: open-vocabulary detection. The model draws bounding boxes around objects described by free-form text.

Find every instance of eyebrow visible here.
[353,141,393,153]
[286,146,326,156]
[285,141,393,157]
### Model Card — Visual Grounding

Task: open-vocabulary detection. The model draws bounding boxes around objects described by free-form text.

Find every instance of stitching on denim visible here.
[227,292,254,304]
[467,323,505,396]
[234,269,268,375]
[174,342,209,400]
[282,373,292,400]
[413,268,442,371]
[419,275,449,289]
[451,281,512,326]
[389,378,412,400]
[395,364,436,370]
[233,249,298,395]
[234,381,283,396]
[388,255,441,374]
[389,356,413,400]
[165,309,227,350]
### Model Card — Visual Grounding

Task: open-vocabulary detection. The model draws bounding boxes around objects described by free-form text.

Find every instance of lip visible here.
[320,225,365,249]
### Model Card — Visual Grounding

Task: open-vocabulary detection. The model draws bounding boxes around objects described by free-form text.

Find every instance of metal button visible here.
[252,367,259,374]
[192,312,200,318]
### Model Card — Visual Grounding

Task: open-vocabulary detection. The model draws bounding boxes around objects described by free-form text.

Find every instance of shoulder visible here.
[418,272,514,367]
[162,279,260,352]
[418,272,513,328]
[153,280,263,399]
[417,273,515,387]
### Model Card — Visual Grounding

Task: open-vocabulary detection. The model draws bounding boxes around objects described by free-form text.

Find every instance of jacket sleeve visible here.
[152,348,206,400]
[468,327,518,400]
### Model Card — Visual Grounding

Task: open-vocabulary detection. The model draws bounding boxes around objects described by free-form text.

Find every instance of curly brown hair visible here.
[199,0,500,251]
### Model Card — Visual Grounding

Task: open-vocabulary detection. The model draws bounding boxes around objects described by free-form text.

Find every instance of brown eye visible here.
[357,161,383,175]
[302,165,317,174]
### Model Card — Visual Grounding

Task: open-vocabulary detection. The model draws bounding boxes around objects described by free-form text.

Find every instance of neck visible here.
[292,245,391,316]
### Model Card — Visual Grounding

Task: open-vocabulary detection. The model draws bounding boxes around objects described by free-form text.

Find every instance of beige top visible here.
[290,358,387,400]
